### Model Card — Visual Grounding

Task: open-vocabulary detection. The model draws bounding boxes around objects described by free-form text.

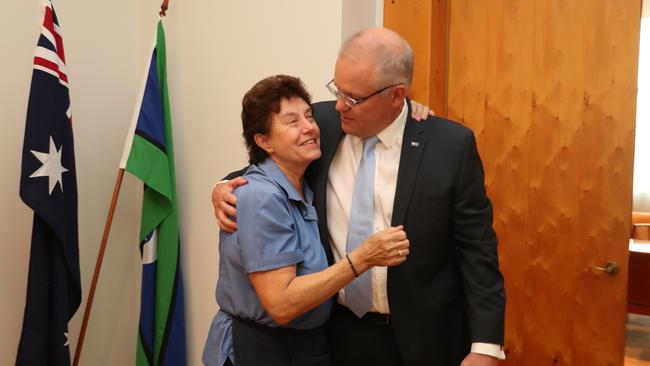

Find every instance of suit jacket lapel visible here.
[311,115,344,264]
[314,130,344,241]
[391,115,427,226]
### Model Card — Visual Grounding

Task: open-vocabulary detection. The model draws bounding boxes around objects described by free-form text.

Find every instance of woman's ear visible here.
[254,133,273,154]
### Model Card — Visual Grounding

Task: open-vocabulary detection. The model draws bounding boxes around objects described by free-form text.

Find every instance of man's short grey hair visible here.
[339,29,414,90]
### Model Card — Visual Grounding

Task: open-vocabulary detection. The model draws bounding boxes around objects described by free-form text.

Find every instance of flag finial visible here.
[159,0,169,16]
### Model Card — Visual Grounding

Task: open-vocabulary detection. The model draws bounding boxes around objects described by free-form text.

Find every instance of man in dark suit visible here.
[213,28,505,366]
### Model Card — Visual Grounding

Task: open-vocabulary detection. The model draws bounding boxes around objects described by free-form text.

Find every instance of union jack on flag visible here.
[33,1,69,89]
[17,0,81,364]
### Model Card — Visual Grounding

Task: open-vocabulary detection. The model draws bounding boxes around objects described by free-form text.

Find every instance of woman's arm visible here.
[249,226,409,325]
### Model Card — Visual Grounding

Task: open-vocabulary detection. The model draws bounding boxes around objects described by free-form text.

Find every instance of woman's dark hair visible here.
[241,75,312,164]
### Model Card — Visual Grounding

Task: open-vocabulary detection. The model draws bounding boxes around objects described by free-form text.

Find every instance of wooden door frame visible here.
[383,0,449,117]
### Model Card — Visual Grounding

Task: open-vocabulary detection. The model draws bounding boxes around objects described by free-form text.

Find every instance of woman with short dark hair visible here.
[203,75,409,366]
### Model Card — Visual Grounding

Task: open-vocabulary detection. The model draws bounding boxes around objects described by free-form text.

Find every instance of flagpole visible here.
[73,169,125,366]
[73,3,171,363]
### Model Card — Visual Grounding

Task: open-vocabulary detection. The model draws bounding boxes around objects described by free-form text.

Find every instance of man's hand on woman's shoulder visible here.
[212,176,248,233]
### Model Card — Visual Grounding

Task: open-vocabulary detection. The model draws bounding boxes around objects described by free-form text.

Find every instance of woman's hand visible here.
[352,225,410,271]
[409,100,435,121]
[249,226,408,325]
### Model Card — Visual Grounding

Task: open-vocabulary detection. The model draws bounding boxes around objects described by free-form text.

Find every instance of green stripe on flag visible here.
[125,20,186,366]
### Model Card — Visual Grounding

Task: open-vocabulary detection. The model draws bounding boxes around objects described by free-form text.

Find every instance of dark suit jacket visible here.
[305,100,505,365]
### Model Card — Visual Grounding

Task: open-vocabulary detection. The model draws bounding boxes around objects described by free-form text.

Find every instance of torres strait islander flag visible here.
[119,19,187,366]
[17,0,81,365]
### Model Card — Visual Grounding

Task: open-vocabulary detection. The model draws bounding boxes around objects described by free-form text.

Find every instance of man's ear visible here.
[254,133,273,154]
[391,85,407,107]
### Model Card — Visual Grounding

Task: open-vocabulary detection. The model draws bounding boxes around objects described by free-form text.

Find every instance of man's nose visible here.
[335,98,350,112]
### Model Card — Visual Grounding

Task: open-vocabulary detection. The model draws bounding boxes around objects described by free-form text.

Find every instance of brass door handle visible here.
[588,261,619,275]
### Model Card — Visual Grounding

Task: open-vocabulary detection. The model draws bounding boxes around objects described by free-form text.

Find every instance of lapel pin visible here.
[410,141,420,147]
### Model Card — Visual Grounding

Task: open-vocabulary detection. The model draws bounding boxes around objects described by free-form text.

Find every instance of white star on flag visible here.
[29,136,69,194]
[64,332,69,347]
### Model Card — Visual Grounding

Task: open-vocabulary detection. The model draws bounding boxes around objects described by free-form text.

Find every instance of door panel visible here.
[571,0,639,363]
[386,0,641,364]
[447,0,535,363]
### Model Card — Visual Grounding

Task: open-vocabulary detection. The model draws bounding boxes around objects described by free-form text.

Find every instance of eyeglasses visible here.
[326,79,399,108]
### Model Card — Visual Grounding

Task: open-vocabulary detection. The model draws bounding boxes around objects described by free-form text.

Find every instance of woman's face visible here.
[256,97,321,169]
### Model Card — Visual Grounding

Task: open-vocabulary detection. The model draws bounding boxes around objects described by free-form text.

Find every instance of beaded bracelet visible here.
[345,253,359,278]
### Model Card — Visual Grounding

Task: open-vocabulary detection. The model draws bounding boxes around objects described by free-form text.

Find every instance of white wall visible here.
[342,0,383,42]
[1,1,380,365]
[635,0,650,211]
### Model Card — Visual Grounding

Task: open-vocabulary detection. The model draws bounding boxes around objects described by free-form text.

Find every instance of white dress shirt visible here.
[325,100,505,360]
[327,102,407,314]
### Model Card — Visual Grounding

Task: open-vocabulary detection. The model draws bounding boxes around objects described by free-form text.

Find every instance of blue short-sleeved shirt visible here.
[203,158,331,366]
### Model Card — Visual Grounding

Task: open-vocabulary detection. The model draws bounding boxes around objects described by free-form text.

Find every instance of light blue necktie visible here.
[345,136,380,317]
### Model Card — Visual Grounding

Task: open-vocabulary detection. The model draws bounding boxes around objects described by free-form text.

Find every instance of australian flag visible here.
[16,1,81,365]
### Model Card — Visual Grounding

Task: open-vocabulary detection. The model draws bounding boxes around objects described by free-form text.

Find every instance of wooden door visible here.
[386,0,642,364]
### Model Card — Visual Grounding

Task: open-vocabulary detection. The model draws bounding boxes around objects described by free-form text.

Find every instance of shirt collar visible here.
[257,158,313,204]
[352,99,407,149]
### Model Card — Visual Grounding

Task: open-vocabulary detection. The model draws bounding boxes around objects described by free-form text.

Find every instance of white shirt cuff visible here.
[471,342,506,360]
